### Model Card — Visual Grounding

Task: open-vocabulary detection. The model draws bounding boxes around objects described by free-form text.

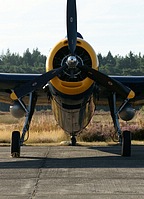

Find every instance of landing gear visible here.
[11,131,20,158]
[71,136,77,146]
[121,130,131,156]
[108,93,131,156]
[11,92,37,158]
[20,92,37,146]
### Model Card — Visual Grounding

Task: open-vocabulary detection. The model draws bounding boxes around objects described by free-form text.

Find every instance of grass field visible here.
[0,109,144,144]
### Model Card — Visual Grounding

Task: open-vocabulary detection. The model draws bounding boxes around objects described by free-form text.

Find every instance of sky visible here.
[0,0,144,56]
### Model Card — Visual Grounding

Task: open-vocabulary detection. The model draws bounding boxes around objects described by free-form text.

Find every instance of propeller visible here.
[77,64,135,99]
[10,64,67,100]
[10,0,135,101]
[67,0,77,55]
[10,0,77,101]
[66,0,134,99]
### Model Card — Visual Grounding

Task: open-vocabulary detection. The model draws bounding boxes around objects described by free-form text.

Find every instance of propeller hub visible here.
[66,56,78,68]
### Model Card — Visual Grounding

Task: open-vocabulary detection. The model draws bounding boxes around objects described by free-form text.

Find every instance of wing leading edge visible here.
[97,76,144,105]
[0,73,144,105]
[0,73,48,104]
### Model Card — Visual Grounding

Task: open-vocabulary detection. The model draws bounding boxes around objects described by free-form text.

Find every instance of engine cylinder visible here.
[10,102,25,118]
[119,104,135,121]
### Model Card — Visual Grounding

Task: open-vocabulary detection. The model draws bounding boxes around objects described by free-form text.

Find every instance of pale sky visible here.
[0,0,144,56]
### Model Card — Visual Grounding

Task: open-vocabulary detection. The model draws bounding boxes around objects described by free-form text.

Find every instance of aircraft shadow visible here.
[0,145,144,169]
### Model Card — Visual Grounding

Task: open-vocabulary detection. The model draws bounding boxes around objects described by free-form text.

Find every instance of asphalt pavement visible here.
[0,144,144,198]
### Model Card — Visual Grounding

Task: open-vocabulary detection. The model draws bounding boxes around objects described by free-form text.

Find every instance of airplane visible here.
[0,0,144,158]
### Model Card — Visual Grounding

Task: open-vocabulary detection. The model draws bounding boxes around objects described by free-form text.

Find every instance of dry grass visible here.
[0,111,69,143]
[79,110,144,142]
[0,109,144,144]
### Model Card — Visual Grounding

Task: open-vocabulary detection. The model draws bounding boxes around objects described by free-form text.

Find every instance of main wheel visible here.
[11,131,21,158]
[121,131,131,156]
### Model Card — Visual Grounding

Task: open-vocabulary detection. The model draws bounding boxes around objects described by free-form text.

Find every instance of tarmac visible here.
[0,144,144,199]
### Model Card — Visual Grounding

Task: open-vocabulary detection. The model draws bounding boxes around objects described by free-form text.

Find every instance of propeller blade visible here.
[10,65,67,100]
[67,0,77,55]
[78,65,135,99]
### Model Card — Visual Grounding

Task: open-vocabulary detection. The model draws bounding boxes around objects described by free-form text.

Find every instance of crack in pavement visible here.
[29,147,50,199]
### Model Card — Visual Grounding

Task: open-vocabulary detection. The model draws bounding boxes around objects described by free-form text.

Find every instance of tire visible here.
[121,131,131,156]
[11,131,20,158]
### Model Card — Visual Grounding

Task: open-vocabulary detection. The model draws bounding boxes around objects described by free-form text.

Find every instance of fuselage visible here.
[49,83,95,135]
[46,37,99,135]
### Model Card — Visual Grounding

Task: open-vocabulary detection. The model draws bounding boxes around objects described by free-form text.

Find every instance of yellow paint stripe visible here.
[10,92,18,100]
[127,90,135,99]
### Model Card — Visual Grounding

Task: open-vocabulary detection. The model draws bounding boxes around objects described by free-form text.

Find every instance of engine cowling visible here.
[119,103,135,121]
[10,101,25,118]
[46,37,99,95]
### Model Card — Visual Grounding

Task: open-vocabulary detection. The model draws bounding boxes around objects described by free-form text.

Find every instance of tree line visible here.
[98,51,144,75]
[0,48,46,74]
[0,48,144,75]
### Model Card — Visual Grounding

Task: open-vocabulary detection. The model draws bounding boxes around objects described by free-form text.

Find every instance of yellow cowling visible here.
[46,38,99,95]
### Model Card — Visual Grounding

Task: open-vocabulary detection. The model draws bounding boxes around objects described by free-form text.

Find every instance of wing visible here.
[0,73,48,104]
[98,76,144,106]
[1,73,144,106]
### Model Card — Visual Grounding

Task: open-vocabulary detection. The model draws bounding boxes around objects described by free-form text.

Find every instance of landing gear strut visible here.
[11,92,37,158]
[108,93,131,156]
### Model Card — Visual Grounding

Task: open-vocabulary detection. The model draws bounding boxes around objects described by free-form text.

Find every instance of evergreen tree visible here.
[23,48,33,66]
[106,51,116,67]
